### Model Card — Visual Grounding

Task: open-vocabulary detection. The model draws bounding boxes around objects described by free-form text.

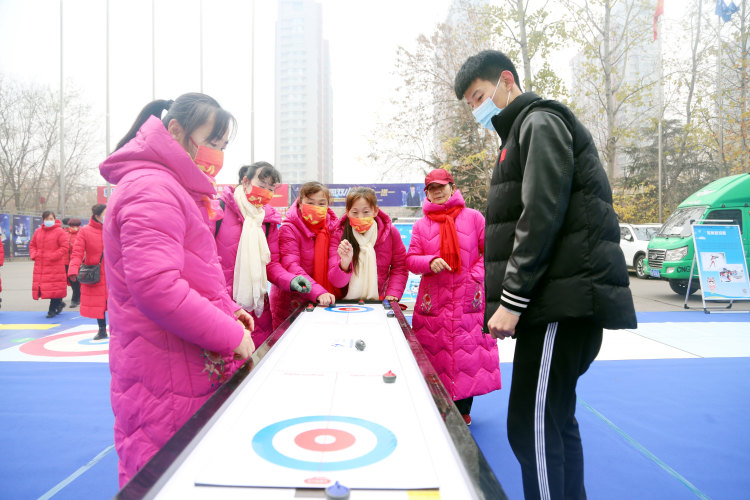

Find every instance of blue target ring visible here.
[325,305,373,313]
[252,415,396,471]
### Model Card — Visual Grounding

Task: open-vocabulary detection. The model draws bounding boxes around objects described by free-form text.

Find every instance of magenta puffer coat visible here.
[272,200,339,329]
[215,185,296,346]
[406,190,501,401]
[328,209,408,300]
[100,116,245,487]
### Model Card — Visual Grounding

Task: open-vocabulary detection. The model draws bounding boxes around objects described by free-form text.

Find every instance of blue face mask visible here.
[43,220,54,228]
[472,78,511,131]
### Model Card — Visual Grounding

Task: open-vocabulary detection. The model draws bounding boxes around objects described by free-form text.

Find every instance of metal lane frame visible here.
[114,300,508,500]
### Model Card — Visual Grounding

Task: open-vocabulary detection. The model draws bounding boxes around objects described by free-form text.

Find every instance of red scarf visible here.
[426,205,462,273]
[303,216,341,298]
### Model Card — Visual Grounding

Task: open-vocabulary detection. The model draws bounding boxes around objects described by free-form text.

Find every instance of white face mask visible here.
[43,220,54,228]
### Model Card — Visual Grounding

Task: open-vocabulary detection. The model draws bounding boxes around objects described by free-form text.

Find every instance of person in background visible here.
[329,187,408,303]
[0,237,4,309]
[454,49,636,500]
[215,162,311,347]
[68,205,108,340]
[100,92,255,486]
[30,211,69,318]
[274,181,339,326]
[405,184,421,207]
[65,218,82,308]
[406,168,501,426]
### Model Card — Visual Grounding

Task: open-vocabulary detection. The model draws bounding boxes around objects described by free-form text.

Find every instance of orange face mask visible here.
[301,203,327,226]
[349,216,375,234]
[246,185,273,208]
[190,137,224,178]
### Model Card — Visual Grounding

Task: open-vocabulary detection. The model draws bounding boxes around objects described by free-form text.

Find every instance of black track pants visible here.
[507,318,602,500]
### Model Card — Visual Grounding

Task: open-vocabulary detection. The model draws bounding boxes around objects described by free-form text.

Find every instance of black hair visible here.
[115,93,236,151]
[92,204,107,217]
[239,161,282,186]
[42,210,55,220]
[62,217,70,226]
[454,50,522,100]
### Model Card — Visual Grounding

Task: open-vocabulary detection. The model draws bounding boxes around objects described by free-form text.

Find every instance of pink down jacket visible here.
[272,200,339,329]
[406,190,501,401]
[100,116,245,487]
[215,185,296,346]
[328,209,408,300]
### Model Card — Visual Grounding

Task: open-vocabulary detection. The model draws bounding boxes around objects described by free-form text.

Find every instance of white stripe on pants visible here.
[534,322,558,500]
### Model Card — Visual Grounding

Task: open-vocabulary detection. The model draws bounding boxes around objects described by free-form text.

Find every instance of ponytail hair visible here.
[115,93,236,151]
[342,187,378,273]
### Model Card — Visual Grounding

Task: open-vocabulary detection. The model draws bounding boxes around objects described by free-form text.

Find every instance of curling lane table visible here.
[114,301,508,500]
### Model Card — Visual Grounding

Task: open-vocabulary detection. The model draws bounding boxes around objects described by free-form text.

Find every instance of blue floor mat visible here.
[0,362,118,499]
[471,358,750,499]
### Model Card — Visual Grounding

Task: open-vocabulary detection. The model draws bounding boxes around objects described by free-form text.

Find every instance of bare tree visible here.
[0,75,100,214]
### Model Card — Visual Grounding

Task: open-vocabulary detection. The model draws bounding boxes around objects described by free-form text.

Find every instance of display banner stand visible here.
[683,223,750,314]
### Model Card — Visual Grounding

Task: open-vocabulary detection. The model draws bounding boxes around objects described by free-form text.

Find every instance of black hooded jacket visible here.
[484,92,636,330]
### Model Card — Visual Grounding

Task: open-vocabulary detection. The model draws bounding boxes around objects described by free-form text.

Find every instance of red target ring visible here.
[20,330,108,357]
[294,429,356,452]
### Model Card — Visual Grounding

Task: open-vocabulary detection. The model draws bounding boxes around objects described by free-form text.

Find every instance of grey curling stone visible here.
[387,310,396,317]
[326,481,350,500]
[355,339,366,351]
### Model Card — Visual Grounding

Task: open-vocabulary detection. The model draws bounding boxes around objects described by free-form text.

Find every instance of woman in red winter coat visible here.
[30,211,69,318]
[65,218,82,307]
[68,204,108,340]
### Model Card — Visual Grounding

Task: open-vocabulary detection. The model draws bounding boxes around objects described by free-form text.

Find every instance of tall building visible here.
[275,0,333,184]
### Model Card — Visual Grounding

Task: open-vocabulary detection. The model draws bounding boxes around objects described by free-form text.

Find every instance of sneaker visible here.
[462,414,472,426]
[46,311,57,319]
[93,330,108,341]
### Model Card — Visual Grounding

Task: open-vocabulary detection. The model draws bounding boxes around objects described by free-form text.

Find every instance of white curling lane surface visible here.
[156,304,477,498]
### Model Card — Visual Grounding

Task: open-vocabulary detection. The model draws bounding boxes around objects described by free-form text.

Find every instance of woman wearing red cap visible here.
[406,169,501,425]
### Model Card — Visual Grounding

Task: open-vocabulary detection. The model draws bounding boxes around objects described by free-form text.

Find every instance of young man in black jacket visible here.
[454,50,637,500]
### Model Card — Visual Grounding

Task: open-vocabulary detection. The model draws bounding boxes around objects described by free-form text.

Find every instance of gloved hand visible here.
[290,276,312,293]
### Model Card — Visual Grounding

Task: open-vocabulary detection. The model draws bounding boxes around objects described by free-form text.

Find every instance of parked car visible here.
[620,223,661,279]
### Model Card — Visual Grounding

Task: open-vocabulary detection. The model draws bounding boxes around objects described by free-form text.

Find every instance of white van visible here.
[619,223,661,279]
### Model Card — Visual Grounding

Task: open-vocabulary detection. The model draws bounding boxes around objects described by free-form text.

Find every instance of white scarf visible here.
[233,185,271,316]
[344,220,379,301]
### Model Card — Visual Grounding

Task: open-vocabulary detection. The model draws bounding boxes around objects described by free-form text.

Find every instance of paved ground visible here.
[2,259,749,313]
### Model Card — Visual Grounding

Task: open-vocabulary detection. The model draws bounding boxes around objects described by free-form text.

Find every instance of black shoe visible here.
[70,301,79,308]
[46,311,57,318]
[93,330,108,341]
[56,301,67,314]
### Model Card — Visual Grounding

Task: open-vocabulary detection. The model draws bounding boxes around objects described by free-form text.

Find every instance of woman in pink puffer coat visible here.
[329,187,408,301]
[272,182,339,328]
[406,169,501,426]
[100,94,254,487]
[215,163,310,346]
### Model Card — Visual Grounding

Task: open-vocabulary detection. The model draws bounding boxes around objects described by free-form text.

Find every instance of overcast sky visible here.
[0,0,462,186]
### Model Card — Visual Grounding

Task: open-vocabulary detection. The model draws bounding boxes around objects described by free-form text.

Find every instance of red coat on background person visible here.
[0,238,4,292]
[30,220,69,300]
[68,217,107,319]
[64,223,80,265]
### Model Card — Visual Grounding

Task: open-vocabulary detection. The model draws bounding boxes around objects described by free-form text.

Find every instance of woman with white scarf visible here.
[328,187,408,304]
[215,163,311,346]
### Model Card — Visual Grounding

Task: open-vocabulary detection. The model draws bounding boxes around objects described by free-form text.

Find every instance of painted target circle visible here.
[252,415,396,471]
[325,305,373,313]
[19,330,109,357]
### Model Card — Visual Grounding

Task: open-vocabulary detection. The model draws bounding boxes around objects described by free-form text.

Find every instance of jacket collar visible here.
[491,92,542,145]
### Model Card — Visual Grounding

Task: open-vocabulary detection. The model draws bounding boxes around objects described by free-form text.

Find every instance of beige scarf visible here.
[344,220,379,300]
[233,185,271,316]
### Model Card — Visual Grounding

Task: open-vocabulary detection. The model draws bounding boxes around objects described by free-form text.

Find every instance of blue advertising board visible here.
[289,184,425,208]
[0,214,10,258]
[11,215,32,257]
[692,225,750,300]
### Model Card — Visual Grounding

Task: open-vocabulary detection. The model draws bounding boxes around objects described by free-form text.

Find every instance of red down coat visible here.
[406,190,501,401]
[68,217,107,319]
[30,220,69,300]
